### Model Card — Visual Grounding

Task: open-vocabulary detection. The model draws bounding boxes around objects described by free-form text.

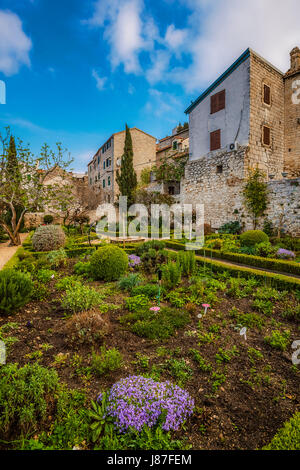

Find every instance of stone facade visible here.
[284,48,300,178]
[182,147,247,228]
[182,47,300,235]
[182,150,300,234]
[248,52,285,178]
[88,127,156,203]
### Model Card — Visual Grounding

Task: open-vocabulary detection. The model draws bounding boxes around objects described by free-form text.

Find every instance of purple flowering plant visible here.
[277,248,296,260]
[92,376,194,437]
[128,254,141,268]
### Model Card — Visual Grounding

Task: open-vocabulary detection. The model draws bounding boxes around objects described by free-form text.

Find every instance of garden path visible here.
[0,233,30,270]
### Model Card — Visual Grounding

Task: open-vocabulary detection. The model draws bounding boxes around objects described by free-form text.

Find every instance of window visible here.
[216,165,223,174]
[262,126,271,146]
[108,176,111,186]
[211,90,226,114]
[263,84,271,105]
[103,161,106,170]
[168,186,175,195]
[210,129,221,151]
[106,158,111,167]
[172,141,178,150]
[103,179,105,188]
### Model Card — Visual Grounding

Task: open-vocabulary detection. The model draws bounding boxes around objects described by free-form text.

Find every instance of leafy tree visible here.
[116,125,137,206]
[0,127,73,245]
[243,168,268,229]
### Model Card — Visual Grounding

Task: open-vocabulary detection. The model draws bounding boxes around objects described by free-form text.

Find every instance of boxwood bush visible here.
[90,245,128,281]
[0,269,33,316]
[240,230,269,247]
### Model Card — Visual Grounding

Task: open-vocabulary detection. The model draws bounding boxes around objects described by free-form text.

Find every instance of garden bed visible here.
[0,245,299,450]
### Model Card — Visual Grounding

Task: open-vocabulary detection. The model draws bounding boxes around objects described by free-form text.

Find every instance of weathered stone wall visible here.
[265,178,300,236]
[248,52,285,179]
[181,147,247,229]
[283,48,300,178]
[181,149,300,235]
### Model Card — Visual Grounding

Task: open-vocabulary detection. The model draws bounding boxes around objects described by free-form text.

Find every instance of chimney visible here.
[289,47,300,73]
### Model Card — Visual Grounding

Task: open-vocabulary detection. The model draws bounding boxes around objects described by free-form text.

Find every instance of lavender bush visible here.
[277,248,296,260]
[99,375,194,433]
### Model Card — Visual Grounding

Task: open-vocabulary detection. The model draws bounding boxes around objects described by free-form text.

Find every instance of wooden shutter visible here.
[263,85,271,105]
[263,126,271,146]
[210,129,221,151]
[211,90,226,114]
[218,90,226,110]
[211,94,218,114]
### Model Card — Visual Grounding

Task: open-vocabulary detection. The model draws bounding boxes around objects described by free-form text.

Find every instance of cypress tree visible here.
[116,124,137,206]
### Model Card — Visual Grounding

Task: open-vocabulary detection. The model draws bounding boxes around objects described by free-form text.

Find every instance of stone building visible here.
[88,127,156,203]
[156,125,189,166]
[182,47,300,234]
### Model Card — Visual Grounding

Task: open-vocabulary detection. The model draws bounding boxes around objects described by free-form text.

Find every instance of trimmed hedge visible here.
[165,241,300,291]
[262,412,300,450]
[165,241,300,276]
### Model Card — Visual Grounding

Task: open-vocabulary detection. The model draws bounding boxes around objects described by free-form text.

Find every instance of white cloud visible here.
[85,0,300,93]
[92,69,107,90]
[145,88,182,122]
[172,0,300,91]
[85,0,155,74]
[0,10,32,76]
[164,24,187,50]
[146,50,170,85]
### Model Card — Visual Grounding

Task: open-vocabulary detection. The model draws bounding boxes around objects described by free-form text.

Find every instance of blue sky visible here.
[0,0,300,171]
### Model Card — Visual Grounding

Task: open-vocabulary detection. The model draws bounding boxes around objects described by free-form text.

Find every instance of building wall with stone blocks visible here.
[265,178,300,236]
[284,48,300,178]
[181,151,300,235]
[181,147,247,229]
[248,52,285,179]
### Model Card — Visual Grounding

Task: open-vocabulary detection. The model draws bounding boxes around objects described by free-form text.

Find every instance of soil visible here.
[0,260,299,450]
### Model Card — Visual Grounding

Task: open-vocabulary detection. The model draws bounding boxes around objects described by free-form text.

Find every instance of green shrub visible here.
[254,241,277,258]
[131,283,161,299]
[35,268,55,283]
[74,261,91,276]
[125,294,149,312]
[0,363,59,436]
[118,273,143,291]
[91,346,122,376]
[47,248,67,269]
[43,215,54,225]
[32,225,66,252]
[240,230,269,247]
[61,284,105,313]
[90,246,128,281]
[252,299,274,316]
[0,269,33,316]
[162,261,181,289]
[219,221,242,234]
[55,275,82,292]
[177,251,196,276]
[263,412,300,450]
[264,329,291,351]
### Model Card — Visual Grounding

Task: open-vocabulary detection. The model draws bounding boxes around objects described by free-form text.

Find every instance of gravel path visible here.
[0,233,30,270]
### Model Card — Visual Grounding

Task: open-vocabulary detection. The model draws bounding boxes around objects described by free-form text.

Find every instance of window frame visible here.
[211,90,226,114]
[262,125,271,147]
[210,129,221,151]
